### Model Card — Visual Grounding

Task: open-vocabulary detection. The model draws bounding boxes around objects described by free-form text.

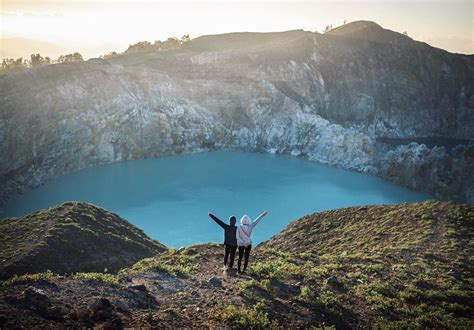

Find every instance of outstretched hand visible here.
[263,210,269,216]
[208,212,211,216]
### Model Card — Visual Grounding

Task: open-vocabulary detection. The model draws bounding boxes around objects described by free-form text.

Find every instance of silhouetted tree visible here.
[324,25,333,33]
[181,34,191,44]
[161,37,180,50]
[124,35,190,53]
[57,52,84,63]
[1,57,29,74]
[101,51,118,59]
[30,54,51,67]
[125,41,152,53]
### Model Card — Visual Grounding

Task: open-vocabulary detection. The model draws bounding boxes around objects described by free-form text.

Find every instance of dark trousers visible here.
[238,245,252,272]
[224,244,237,269]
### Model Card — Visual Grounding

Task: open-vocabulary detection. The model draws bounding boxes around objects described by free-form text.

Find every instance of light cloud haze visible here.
[1,0,473,59]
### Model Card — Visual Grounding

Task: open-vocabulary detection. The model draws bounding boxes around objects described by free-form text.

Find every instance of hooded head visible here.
[240,215,251,226]
[229,216,236,226]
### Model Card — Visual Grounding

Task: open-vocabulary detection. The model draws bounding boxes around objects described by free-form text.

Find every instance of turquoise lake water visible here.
[1,151,430,247]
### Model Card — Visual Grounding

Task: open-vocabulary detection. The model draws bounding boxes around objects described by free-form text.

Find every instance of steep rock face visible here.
[375,143,474,201]
[0,201,166,279]
[322,21,474,138]
[0,21,473,206]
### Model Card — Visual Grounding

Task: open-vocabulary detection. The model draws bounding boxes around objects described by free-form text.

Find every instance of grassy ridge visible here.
[0,201,166,279]
[254,201,474,327]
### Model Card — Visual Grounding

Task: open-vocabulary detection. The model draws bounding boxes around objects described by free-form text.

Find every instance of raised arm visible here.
[208,212,227,229]
[252,211,268,228]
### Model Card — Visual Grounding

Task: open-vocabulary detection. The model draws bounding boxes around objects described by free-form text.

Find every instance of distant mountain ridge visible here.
[0,21,473,206]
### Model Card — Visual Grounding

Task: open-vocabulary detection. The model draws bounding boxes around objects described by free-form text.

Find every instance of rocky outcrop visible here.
[0,201,166,279]
[375,142,474,201]
[0,21,473,205]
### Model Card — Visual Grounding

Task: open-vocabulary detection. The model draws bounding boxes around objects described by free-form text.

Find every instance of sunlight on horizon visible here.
[1,0,473,59]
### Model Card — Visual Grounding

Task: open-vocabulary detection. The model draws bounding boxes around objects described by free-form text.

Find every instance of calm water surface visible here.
[1,151,430,247]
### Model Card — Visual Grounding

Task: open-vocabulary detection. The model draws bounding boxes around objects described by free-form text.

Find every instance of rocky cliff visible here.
[1,21,473,205]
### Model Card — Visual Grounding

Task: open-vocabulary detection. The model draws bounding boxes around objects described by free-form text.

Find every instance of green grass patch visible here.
[314,290,342,313]
[0,270,60,286]
[72,272,119,285]
[211,302,278,328]
[0,271,119,287]
[300,285,313,301]
[239,279,275,298]
[120,249,200,276]
[354,280,399,311]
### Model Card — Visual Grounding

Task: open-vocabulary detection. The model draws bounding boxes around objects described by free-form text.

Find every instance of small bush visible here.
[0,270,59,286]
[315,290,342,312]
[212,302,277,328]
[239,279,275,297]
[249,261,284,280]
[120,252,199,276]
[72,272,119,286]
[300,285,313,301]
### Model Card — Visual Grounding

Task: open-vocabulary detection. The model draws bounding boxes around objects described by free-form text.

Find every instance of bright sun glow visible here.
[1,0,473,59]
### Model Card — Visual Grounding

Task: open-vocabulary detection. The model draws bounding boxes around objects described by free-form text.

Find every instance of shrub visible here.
[249,261,284,280]
[300,285,313,301]
[120,250,199,276]
[72,272,119,285]
[0,270,59,286]
[314,290,342,312]
[212,302,277,328]
[239,279,275,297]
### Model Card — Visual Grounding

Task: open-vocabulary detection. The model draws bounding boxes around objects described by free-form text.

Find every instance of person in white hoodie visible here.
[236,210,268,273]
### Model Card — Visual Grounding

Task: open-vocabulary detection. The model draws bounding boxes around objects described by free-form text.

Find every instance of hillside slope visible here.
[0,201,166,279]
[1,21,473,206]
[0,201,472,328]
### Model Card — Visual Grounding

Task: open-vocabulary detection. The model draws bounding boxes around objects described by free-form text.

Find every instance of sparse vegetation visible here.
[257,201,474,328]
[210,302,277,328]
[300,285,313,301]
[0,271,119,286]
[0,270,60,286]
[120,248,199,276]
[314,290,342,313]
[239,278,275,298]
[124,35,190,54]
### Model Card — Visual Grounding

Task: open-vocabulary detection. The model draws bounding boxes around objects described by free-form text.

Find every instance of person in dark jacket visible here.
[208,212,237,271]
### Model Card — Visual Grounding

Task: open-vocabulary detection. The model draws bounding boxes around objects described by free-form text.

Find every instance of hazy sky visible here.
[1,0,473,59]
